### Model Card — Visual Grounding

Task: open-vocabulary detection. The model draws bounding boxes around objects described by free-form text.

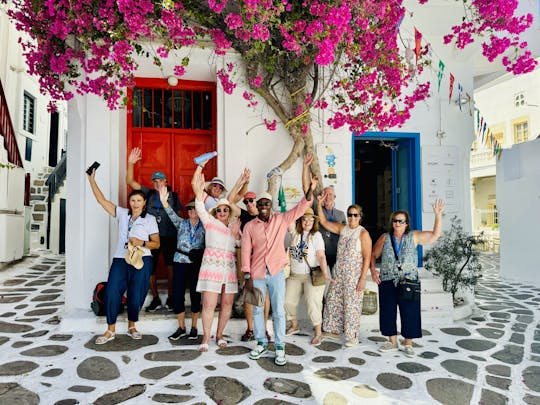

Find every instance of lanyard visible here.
[189,221,200,245]
[392,235,404,256]
[126,215,139,247]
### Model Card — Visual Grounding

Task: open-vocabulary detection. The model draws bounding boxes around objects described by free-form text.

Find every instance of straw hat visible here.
[125,242,144,269]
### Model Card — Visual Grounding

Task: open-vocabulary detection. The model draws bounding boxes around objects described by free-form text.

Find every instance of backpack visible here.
[91,282,126,316]
[91,282,107,316]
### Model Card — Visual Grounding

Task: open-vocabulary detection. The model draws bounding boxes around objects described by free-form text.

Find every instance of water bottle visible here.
[194,151,217,166]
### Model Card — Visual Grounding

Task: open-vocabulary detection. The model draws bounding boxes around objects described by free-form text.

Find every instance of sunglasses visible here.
[347,213,360,218]
[186,206,195,211]
[243,198,255,204]
[392,219,406,224]
[215,207,230,213]
[257,201,272,207]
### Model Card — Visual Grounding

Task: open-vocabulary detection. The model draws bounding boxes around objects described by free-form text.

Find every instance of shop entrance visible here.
[353,132,421,247]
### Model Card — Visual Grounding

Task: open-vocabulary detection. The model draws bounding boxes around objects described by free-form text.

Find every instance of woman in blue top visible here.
[159,188,205,341]
[87,168,160,345]
[370,199,444,357]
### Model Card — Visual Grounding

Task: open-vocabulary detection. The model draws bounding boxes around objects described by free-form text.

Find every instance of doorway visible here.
[353,132,422,246]
[127,78,217,280]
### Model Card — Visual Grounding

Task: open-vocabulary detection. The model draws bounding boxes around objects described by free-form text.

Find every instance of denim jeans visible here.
[253,268,286,347]
[105,257,152,325]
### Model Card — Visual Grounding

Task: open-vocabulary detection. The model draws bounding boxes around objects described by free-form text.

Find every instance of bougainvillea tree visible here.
[8,0,536,186]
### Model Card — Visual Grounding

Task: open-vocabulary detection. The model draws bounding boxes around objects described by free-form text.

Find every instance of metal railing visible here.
[45,152,66,249]
[0,80,23,167]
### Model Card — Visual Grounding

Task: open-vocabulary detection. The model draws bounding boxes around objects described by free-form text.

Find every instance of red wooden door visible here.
[127,78,216,279]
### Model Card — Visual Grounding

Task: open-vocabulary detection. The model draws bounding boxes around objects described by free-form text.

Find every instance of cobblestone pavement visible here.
[0,251,538,404]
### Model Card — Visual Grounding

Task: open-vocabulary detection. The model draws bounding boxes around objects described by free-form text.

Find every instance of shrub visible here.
[424,216,483,304]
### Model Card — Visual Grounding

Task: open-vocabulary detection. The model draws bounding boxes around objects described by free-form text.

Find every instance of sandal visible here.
[127,327,142,340]
[217,338,228,348]
[311,335,323,346]
[95,331,115,345]
[286,326,300,336]
[198,343,209,352]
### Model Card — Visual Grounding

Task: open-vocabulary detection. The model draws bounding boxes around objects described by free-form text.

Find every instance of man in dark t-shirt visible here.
[127,148,182,312]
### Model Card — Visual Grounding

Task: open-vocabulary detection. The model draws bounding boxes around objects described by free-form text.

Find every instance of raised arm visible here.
[414,199,445,246]
[316,190,345,234]
[227,168,250,204]
[302,153,313,195]
[87,169,116,217]
[159,186,183,229]
[126,147,142,190]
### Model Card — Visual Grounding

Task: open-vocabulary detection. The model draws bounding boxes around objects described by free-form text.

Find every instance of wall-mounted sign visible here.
[316,143,342,187]
[421,146,459,213]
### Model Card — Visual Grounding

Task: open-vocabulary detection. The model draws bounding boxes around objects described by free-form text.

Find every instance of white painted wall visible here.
[497,138,540,285]
[62,2,478,324]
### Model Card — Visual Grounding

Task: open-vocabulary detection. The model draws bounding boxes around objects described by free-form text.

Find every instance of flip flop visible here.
[127,327,142,340]
[199,343,209,352]
[286,326,300,336]
[95,331,115,345]
[217,338,228,348]
[311,335,323,346]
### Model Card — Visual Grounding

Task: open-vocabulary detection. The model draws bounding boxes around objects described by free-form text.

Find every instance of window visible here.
[23,92,35,134]
[131,88,213,131]
[514,92,525,108]
[513,120,529,143]
[25,137,32,161]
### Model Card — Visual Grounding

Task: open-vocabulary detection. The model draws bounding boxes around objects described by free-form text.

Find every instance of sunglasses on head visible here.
[257,201,272,207]
[243,198,255,204]
[392,219,406,224]
[215,207,230,213]
[347,213,360,218]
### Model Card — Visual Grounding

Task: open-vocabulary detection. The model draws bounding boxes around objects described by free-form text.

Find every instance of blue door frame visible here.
[352,131,423,262]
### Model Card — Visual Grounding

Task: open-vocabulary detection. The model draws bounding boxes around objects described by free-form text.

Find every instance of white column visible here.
[64,93,122,322]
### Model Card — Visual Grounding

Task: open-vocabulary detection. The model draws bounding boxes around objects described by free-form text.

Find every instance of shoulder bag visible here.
[303,255,326,286]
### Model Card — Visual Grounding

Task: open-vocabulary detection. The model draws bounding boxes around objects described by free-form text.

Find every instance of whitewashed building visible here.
[0,2,68,263]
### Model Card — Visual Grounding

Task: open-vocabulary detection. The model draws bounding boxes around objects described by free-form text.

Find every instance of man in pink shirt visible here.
[242,158,317,366]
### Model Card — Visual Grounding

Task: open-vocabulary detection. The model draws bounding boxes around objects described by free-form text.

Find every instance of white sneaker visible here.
[400,344,415,358]
[274,345,287,366]
[379,341,399,353]
[249,344,268,360]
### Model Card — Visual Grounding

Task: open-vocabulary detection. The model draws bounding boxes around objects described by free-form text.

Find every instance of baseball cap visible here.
[243,191,257,200]
[151,171,167,181]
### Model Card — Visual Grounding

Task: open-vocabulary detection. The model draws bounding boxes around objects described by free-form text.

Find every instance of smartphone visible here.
[86,161,100,175]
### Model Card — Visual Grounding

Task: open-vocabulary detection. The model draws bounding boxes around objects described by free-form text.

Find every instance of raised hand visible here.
[317,189,327,205]
[191,170,205,199]
[128,147,142,165]
[241,168,251,184]
[433,199,445,215]
[158,185,169,207]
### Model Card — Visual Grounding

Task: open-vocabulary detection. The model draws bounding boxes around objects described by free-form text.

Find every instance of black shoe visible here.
[188,328,198,339]
[145,297,162,312]
[165,297,173,312]
[168,327,187,340]
[241,329,255,342]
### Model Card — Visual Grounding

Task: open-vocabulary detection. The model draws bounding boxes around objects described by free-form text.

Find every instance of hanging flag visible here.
[476,109,480,131]
[448,73,455,104]
[481,122,487,144]
[278,184,287,213]
[457,83,463,110]
[414,27,422,63]
[479,116,484,134]
[437,60,445,93]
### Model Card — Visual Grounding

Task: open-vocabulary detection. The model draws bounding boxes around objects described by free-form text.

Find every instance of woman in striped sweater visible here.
[192,165,241,352]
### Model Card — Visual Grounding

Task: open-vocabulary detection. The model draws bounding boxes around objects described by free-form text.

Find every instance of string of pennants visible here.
[475,109,503,159]
[412,26,501,158]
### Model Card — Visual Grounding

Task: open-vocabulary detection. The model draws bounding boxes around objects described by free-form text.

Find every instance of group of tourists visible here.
[86,147,444,366]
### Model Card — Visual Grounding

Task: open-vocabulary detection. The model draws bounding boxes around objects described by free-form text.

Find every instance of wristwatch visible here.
[243,273,251,280]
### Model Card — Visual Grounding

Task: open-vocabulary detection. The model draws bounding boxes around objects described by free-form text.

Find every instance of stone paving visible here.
[0,251,539,404]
